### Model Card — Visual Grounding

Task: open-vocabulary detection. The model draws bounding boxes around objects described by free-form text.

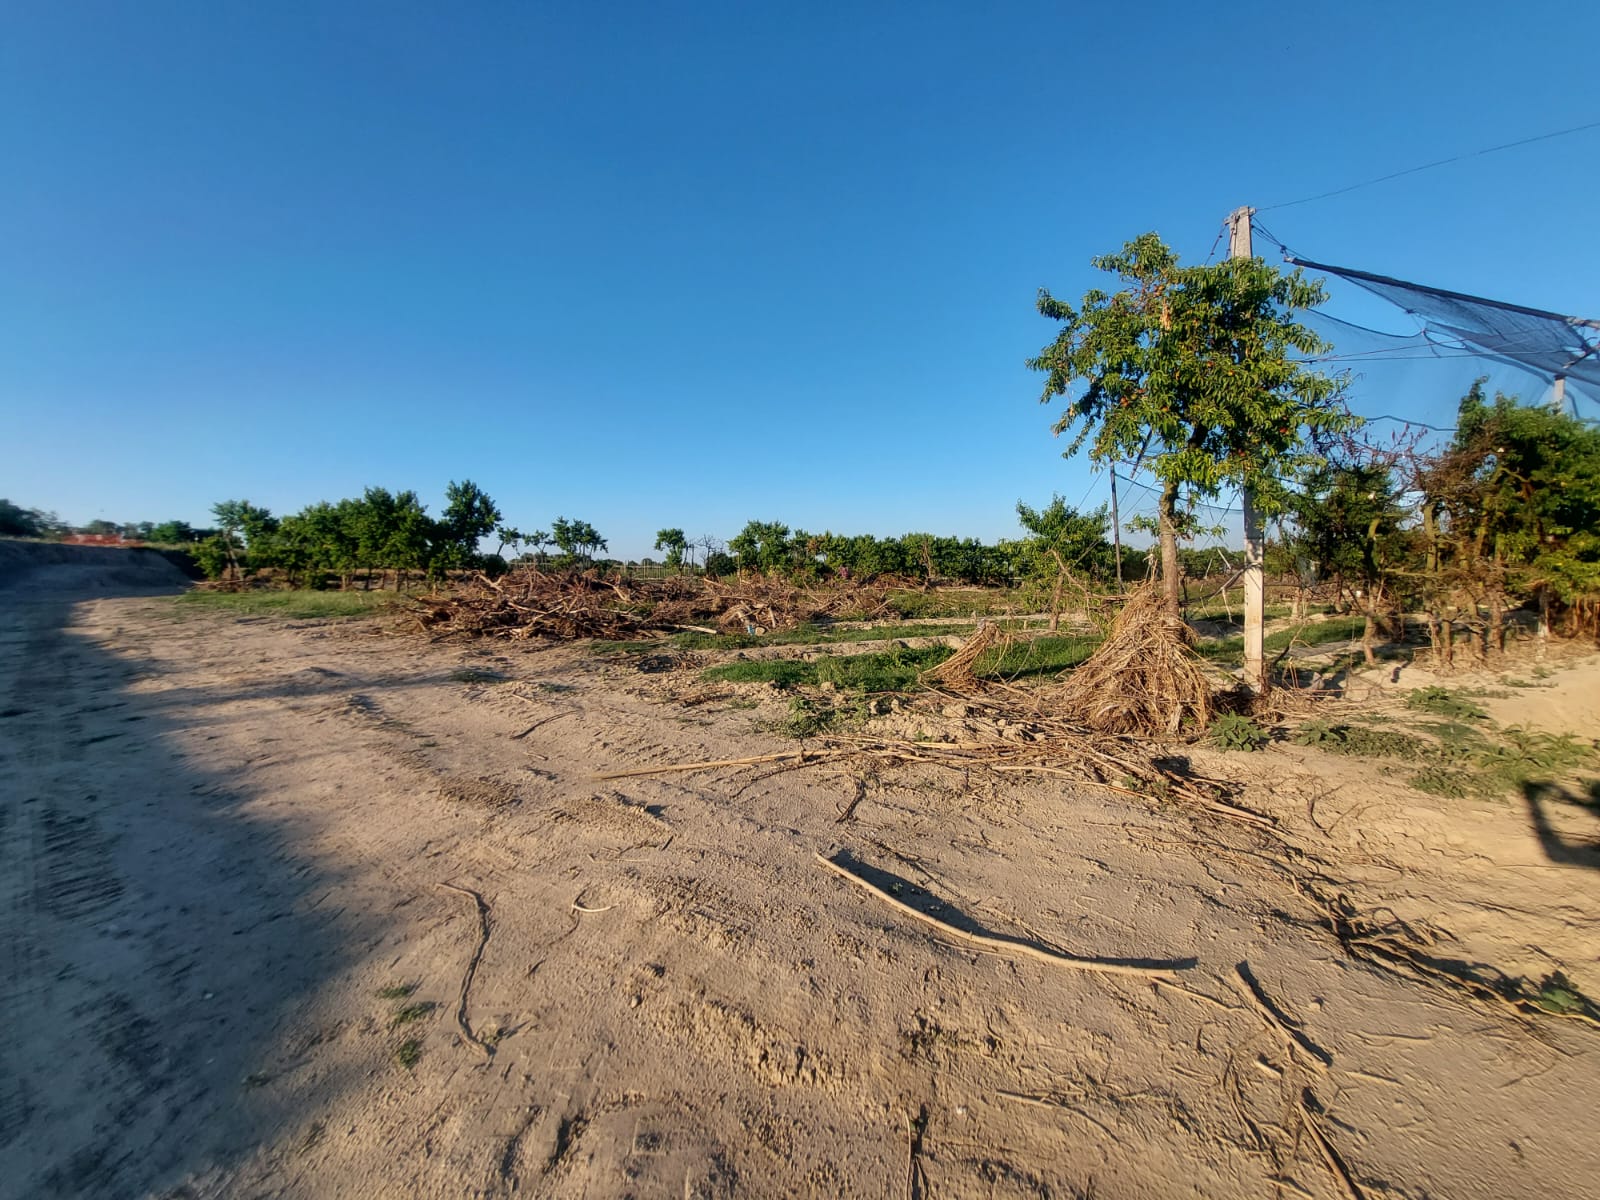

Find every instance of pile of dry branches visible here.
[1052,583,1214,735]
[411,568,894,642]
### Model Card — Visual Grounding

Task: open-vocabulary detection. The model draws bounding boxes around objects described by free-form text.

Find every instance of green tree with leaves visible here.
[728,521,792,575]
[1291,461,1407,663]
[207,499,278,579]
[0,499,58,538]
[1420,382,1600,651]
[431,480,501,573]
[550,516,606,565]
[1029,233,1355,617]
[653,528,688,571]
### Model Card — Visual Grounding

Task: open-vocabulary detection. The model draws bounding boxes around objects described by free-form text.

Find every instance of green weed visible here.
[1529,971,1600,1020]
[1409,765,1473,798]
[448,668,509,684]
[1290,720,1424,758]
[391,1001,437,1027]
[394,1038,423,1070]
[1210,713,1267,752]
[776,696,847,738]
[375,983,417,1000]
[703,645,952,693]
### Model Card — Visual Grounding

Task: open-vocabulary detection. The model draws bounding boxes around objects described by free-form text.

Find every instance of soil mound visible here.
[0,539,191,596]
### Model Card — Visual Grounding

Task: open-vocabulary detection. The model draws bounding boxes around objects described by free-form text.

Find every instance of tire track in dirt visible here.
[0,600,178,1196]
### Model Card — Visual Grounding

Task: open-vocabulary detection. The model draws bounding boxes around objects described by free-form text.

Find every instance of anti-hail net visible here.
[1284,253,1600,411]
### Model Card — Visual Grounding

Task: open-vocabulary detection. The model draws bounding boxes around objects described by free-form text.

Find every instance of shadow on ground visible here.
[0,568,388,1198]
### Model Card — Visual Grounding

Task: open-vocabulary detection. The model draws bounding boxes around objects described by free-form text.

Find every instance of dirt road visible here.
[3,557,1598,1198]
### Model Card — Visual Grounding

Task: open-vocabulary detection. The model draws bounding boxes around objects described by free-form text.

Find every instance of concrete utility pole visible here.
[1228,206,1267,692]
[1109,465,1124,589]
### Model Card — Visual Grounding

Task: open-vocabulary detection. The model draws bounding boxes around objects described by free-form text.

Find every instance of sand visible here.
[2,551,1598,1199]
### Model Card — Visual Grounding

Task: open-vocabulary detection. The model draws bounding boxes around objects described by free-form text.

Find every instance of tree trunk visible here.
[1158,478,1181,619]
[1537,586,1550,660]
[1488,591,1506,656]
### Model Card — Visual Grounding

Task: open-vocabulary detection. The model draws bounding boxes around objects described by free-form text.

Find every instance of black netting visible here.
[1286,255,1600,407]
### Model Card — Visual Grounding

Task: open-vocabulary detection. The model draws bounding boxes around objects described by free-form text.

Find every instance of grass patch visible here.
[1405,686,1488,721]
[699,632,1101,696]
[1196,616,1371,664]
[391,1001,437,1027]
[703,644,953,693]
[174,589,395,620]
[448,667,510,684]
[980,633,1102,680]
[375,982,416,1000]
[394,1038,423,1070]
[595,620,980,656]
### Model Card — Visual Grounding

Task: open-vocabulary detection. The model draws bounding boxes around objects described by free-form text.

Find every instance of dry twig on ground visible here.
[815,851,1187,978]
[437,881,495,1060]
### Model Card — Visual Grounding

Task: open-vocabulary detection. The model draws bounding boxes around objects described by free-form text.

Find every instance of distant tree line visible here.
[710,503,1137,587]
[182,483,631,587]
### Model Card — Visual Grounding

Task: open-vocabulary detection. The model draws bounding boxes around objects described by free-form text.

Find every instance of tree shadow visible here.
[1521,779,1600,870]
[0,584,395,1196]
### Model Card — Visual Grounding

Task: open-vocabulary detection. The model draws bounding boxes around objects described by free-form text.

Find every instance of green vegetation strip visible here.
[1196,615,1369,662]
[173,589,397,619]
[700,633,1100,693]
[593,620,982,655]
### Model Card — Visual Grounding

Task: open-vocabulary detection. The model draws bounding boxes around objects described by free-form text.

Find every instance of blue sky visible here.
[4,1,1596,557]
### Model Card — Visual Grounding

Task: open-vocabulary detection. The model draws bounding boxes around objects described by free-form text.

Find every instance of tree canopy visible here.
[1030,232,1355,613]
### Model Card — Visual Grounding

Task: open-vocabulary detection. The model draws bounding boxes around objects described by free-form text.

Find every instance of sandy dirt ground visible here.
[3,555,1599,1199]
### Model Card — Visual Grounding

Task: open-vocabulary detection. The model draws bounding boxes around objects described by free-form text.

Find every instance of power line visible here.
[1257,118,1600,212]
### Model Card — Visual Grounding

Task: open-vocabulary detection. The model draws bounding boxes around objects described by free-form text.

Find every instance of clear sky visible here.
[4,1,1596,557]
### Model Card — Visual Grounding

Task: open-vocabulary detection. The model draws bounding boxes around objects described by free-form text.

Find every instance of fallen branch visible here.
[815,851,1186,979]
[438,881,495,1061]
[1299,1088,1368,1200]
[1230,962,1330,1073]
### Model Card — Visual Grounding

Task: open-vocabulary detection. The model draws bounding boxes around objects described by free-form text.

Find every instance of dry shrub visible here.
[1052,583,1213,735]
[921,620,1009,690]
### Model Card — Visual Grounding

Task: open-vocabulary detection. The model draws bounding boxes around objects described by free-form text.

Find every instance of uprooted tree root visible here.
[1052,583,1215,736]
[409,567,895,643]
